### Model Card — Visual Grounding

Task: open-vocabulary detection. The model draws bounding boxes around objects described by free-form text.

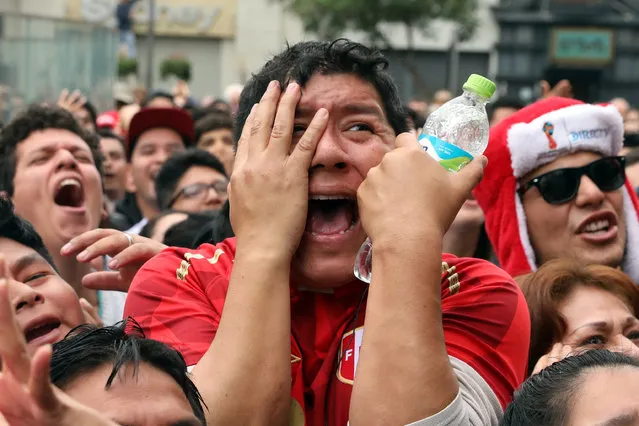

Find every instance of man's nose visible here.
[310,129,348,172]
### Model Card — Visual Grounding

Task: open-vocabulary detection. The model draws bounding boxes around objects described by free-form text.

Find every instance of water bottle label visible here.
[419,134,474,172]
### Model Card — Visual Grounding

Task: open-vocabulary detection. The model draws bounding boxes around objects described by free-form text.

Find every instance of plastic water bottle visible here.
[353,74,496,284]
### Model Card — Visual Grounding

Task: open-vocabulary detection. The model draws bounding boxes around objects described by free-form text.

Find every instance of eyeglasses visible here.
[518,156,626,205]
[168,180,229,207]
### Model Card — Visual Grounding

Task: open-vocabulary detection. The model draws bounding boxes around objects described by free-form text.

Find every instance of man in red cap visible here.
[474,97,639,282]
[110,107,195,233]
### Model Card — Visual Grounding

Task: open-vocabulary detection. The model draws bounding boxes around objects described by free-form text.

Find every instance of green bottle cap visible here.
[462,74,496,99]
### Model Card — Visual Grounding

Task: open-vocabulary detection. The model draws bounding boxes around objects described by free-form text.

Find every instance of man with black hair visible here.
[194,112,235,174]
[50,320,207,426]
[98,129,127,211]
[110,107,193,233]
[125,39,529,425]
[501,350,639,426]
[487,97,525,128]
[156,148,228,213]
[0,104,104,307]
[0,197,90,357]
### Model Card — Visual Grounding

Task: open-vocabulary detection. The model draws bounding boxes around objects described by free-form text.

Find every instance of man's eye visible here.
[348,124,373,132]
[29,157,47,165]
[25,273,47,283]
[293,125,306,137]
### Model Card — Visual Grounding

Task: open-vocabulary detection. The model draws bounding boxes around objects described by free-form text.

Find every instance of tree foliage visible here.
[278,0,479,46]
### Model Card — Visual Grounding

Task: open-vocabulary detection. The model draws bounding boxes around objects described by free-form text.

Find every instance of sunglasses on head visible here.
[518,156,626,205]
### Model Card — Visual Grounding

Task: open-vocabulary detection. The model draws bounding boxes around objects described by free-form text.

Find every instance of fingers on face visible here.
[269,82,301,155]
[28,345,58,413]
[251,81,282,152]
[234,104,258,169]
[289,108,329,167]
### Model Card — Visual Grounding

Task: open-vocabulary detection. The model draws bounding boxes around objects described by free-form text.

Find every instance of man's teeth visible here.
[584,220,610,233]
[309,195,351,201]
[59,178,81,188]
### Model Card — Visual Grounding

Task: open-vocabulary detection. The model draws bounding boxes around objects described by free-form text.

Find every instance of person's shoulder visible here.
[128,238,237,306]
[441,253,518,295]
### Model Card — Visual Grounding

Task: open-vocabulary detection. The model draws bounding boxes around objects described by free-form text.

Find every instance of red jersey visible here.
[124,238,530,425]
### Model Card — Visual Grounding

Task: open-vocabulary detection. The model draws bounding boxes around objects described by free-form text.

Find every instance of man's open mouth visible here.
[306,196,359,236]
[24,319,61,343]
[54,178,85,208]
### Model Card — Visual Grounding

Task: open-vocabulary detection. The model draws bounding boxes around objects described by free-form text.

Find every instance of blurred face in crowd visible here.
[558,286,639,358]
[625,109,639,134]
[290,73,396,288]
[146,97,175,109]
[521,151,626,269]
[74,108,96,133]
[567,366,639,425]
[128,128,185,212]
[63,363,204,426]
[611,98,630,120]
[12,129,103,249]
[100,136,127,202]
[196,128,234,174]
[490,107,519,128]
[1,237,84,357]
[170,166,228,213]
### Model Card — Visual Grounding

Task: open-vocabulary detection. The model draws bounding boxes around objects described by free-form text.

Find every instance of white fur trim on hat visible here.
[507,104,623,178]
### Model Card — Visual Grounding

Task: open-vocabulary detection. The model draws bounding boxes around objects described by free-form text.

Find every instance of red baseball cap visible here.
[127,107,195,158]
[96,111,119,130]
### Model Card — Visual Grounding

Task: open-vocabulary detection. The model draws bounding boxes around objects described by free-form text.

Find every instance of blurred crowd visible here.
[0,37,639,426]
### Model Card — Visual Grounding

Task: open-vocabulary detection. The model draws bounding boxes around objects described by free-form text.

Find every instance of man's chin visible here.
[291,256,359,289]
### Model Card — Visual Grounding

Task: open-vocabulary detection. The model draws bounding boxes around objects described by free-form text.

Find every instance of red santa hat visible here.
[474,97,639,282]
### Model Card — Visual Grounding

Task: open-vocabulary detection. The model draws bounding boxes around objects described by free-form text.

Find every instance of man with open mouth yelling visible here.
[125,40,530,426]
[0,105,105,312]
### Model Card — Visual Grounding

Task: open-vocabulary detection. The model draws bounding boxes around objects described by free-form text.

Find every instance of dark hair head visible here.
[520,259,639,375]
[0,104,103,196]
[155,148,227,211]
[139,209,187,239]
[195,112,234,145]
[404,105,426,130]
[501,349,639,426]
[0,197,57,270]
[82,101,98,128]
[234,39,408,143]
[96,128,126,149]
[51,319,207,424]
[162,210,218,248]
[191,200,234,247]
[143,91,175,108]
[487,97,526,123]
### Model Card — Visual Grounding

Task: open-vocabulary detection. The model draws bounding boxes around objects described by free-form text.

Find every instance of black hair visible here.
[139,209,187,239]
[155,148,227,211]
[624,132,639,148]
[0,197,57,270]
[82,100,98,128]
[142,91,175,108]
[194,112,234,145]
[97,128,126,149]
[163,211,218,248]
[51,319,207,424]
[191,200,234,247]
[0,104,103,196]
[234,39,408,144]
[487,97,525,123]
[501,350,639,426]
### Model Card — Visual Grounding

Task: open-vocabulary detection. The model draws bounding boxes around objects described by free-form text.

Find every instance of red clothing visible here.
[124,238,530,425]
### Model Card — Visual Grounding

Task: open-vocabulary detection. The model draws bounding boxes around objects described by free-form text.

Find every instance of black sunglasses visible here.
[518,156,626,205]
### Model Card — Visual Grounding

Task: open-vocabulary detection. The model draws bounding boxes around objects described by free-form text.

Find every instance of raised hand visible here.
[230,81,329,258]
[57,89,87,114]
[61,229,166,293]
[0,256,117,426]
[357,132,488,246]
[532,342,574,375]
